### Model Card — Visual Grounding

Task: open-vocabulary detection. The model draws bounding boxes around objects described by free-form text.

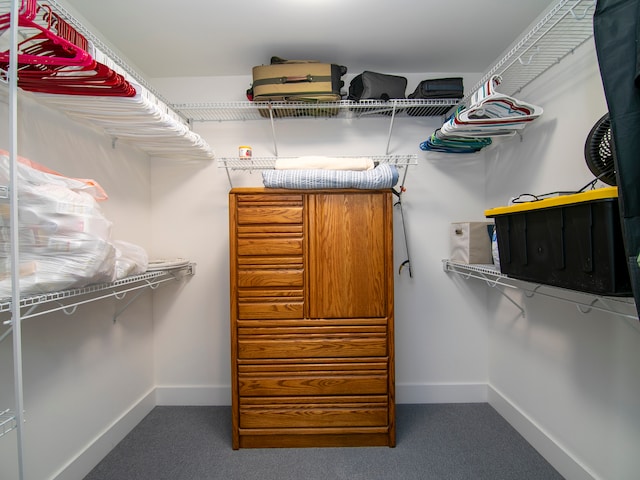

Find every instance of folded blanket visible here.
[275,156,375,171]
[262,164,398,190]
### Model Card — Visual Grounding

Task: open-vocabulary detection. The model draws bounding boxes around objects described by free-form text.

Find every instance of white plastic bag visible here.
[113,240,149,279]
[0,153,116,298]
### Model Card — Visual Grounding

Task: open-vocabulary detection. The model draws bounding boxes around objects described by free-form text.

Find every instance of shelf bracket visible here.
[492,285,526,317]
[112,286,149,322]
[223,161,234,189]
[267,104,279,157]
[385,101,399,155]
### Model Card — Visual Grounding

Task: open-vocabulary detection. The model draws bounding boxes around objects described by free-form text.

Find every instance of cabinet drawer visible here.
[238,336,387,359]
[239,397,389,429]
[239,365,388,396]
[238,301,304,320]
[237,206,303,225]
[237,237,303,256]
[237,269,303,288]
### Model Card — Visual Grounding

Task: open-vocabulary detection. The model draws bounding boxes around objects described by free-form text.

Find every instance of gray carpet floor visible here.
[83,403,564,480]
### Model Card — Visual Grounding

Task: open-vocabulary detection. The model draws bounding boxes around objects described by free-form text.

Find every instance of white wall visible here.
[150,41,640,480]
[0,93,156,480]
[150,72,492,408]
[2,34,637,480]
[484,42,640,480]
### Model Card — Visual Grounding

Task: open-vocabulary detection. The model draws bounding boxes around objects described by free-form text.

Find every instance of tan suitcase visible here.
[252,60,346,102]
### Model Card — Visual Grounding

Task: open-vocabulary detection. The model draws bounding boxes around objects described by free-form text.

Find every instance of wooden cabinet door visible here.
[308,191,392,319]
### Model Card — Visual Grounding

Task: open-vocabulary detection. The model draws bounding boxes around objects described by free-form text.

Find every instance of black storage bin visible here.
[485,187,632,296]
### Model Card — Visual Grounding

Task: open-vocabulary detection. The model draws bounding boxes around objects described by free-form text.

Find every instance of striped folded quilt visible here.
[262,164,399,189]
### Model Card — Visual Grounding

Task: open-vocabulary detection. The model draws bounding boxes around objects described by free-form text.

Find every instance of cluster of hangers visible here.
[0,0,214,160]
[0,0,135,96]
[420,75,543,154]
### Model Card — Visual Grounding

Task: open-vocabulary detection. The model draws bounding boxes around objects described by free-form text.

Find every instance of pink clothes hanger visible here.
[0,4,92,68]
[0,3,135,96]
[0,0,38,34]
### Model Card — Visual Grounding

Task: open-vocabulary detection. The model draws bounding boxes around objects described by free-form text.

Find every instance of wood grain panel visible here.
[308,192,390,318]
[239,404,388,429]
[238,336,387,359]
[239,372,388,396]
[237,269,303,287]
[237,206,303,224]
[236,193,303,205]
[238,301,304,319]
[237,431,392,448]
[237,237,303,256]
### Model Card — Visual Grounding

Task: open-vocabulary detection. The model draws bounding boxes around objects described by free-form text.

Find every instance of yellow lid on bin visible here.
[484,186,618,217]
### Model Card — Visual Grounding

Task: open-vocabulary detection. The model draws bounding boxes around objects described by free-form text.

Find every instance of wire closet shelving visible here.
[443,260,638,322]
[172,0,597,168]
[0,263,195,323]
[462,0,596,106]
[1,2,204,477]
[0,0,215,160]
[0,0,604,478]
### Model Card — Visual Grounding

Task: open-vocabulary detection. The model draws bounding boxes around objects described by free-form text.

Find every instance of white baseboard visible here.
[155,385,231,406]
[488,385,598,480]
[52,388,156,480]
[53,383,596,480]
[396,382,488,404]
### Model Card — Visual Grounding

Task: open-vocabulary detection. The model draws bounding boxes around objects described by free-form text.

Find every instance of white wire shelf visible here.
[218,155,418,170]
[0,408,16,438]
[1,1,214,161]
[0,263,195,322]
[174,99,459,122]
[464,0,595,105]
[443,259,638,321]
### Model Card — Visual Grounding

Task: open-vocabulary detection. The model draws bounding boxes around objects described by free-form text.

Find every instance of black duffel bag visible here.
[348,71,407,101]
[407,77,464,116]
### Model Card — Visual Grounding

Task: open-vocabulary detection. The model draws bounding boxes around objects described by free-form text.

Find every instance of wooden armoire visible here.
[228,188,395,449]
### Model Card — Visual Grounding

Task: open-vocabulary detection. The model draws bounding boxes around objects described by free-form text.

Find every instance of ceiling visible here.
[60,0,555,80]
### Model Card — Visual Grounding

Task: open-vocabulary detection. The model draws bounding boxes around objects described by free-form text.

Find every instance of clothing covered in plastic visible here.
[0,152,148,298]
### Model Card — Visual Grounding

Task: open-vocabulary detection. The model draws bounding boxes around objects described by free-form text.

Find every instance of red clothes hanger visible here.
[0,0,38,34]
[0,12,93,67]
[0,2,135,96]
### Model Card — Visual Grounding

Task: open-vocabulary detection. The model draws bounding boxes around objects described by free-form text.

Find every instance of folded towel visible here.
[263,164,398,190]
[275,156,375,171]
